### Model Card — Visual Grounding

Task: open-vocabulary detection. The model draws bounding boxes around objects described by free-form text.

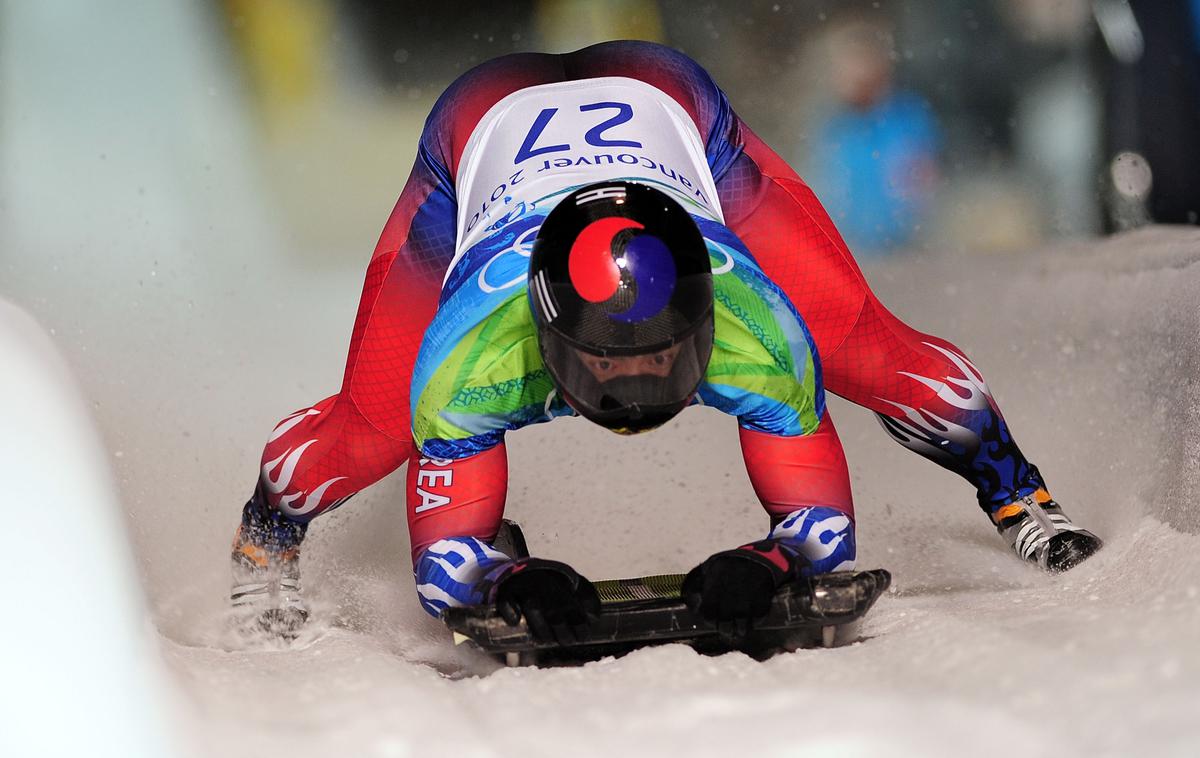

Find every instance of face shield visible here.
[538,312,713,434]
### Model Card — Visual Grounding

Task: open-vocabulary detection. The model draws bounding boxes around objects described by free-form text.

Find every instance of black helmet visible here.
[528,181,714,434]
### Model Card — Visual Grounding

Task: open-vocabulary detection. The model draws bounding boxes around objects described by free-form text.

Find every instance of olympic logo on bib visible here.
[477,224,540,294]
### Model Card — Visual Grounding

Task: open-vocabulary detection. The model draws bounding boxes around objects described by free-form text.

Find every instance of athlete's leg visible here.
[232,109,458,615]
[247,157,452,525]
[553,43,1096,566]
[719,121,1045,517]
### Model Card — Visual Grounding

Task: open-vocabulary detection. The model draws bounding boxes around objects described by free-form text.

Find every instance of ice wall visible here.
[0,298,181,758]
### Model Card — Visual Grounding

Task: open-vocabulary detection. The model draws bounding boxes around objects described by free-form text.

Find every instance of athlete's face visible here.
[575,344,683,382]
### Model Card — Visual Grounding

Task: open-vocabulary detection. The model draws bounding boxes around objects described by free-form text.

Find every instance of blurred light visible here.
[1110,151,1152,199]
[1094,0,1145,63]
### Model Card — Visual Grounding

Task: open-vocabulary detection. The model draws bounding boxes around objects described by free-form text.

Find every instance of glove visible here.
[682,539,809,638]
[487,558,601,645]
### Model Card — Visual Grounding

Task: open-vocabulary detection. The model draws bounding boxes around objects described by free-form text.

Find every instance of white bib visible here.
[448,77,724,281]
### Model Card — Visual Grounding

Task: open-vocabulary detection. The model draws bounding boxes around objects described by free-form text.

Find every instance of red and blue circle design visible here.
[567,217,677,322]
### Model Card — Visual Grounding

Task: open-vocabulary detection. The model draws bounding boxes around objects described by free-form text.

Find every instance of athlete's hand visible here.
[491,558,601,645]
[682,540,808,638]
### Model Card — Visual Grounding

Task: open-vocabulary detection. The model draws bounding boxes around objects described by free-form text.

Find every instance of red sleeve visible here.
[405,443,509,565]
[740,412,854,522]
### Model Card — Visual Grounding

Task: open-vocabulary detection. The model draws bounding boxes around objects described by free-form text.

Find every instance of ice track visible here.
[165,228,1200,758]
[3,2,1199,753]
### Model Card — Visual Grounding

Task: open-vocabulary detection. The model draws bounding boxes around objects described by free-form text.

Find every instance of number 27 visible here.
[513,101,642,164]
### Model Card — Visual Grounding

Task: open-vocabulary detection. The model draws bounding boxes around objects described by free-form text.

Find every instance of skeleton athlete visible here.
[230,41,1101,640]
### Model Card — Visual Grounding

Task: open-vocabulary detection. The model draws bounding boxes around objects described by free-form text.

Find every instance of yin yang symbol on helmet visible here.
[568,217,679,323]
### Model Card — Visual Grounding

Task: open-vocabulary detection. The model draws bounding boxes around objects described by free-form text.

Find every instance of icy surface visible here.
[153,229,1200,758]
[11,225,1198,758]
[3,3,1199,755]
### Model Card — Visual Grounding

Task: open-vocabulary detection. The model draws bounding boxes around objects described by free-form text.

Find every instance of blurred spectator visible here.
[805,17,940,257]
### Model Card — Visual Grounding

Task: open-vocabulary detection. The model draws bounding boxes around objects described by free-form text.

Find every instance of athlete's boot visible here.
[993,489,1102,572]
[230,486,309,635]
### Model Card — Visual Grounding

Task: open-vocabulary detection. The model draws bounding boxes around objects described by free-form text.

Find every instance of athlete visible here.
[230,41,1101,640]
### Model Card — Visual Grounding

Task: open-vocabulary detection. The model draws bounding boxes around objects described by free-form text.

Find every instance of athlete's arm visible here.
[740,413,853,520]
[407,442,514,616]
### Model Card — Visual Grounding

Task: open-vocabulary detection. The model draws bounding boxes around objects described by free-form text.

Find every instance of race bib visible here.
[449,77,724,279]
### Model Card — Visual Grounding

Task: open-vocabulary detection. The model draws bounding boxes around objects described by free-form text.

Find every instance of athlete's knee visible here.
[829,296,997,420]
[258,398,356,522]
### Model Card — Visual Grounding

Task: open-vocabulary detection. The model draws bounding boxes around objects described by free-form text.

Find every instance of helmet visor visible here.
[540,319,713,432]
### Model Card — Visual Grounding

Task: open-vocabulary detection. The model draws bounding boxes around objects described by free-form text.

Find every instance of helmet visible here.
[528,181,714,434]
